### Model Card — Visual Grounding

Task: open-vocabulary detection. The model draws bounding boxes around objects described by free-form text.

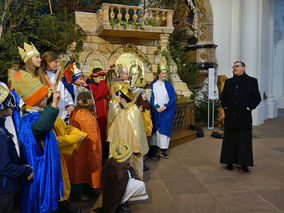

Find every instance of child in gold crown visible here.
[14,43,87,213]
[101,139,148,213]
[107,66,148,180]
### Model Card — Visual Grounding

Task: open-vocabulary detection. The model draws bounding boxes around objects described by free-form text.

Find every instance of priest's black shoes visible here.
[242,165,250,172]
[226,164,233,171]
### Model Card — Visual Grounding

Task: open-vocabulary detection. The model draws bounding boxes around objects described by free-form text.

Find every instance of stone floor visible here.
[76,116,284,213]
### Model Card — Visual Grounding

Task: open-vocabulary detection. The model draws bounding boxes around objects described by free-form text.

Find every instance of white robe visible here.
[46,71,74,120]
[120,171,148,204]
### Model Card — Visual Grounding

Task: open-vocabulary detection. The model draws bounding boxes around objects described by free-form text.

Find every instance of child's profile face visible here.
[31,54,42,68]
[141,92,147,101]
[47,59,59,71]
[75,75,87,86]
[36,96,47,108]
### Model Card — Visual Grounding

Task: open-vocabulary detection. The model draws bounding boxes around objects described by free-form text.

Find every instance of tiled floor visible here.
[77,117,284,213]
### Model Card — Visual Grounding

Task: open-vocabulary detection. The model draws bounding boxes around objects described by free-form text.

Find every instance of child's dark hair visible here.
[72,91,96,116]
[92,67,103,73]
[135,91,150,111]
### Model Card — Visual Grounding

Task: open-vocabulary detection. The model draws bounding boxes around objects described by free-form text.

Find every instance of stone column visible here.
[240,0,259,78]
[159,33,169,52]
[230,0,241,65]
[267,0,278,118]
[240,0,264,125]
[277,41,284,107]
[240,0,265,126]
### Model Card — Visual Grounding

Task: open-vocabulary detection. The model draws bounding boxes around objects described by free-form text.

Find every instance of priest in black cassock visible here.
[220,61,261,172]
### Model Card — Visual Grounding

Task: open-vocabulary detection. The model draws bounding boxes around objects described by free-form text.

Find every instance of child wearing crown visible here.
[64,91,102,201]
[16,43,88,213]
[107,66,149,180]
[150,66,176,159]
[101,139,148,213]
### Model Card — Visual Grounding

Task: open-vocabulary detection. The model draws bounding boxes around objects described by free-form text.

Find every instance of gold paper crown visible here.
[114,81,135,102]
[11,70,48,106]
[18,42,39,63]
[111,139,132,163]
[160,64,167,71]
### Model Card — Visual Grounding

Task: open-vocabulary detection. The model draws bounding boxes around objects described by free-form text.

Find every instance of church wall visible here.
[209,0,233,77]
[209,0,277,125]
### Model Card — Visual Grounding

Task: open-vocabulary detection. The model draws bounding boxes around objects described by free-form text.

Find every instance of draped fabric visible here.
[64,108,102,188]
[88,80,109,151]
[101,158,129,213]
[141,109,153,137]
[61,76,75,101]
[107,81,148,179]
[53,116,88,201]
[20,112,63,213]
[150,80,176,137]
[45,71,74,120]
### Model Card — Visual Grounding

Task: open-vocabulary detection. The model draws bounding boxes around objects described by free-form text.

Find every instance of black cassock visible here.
[220,73,261,166]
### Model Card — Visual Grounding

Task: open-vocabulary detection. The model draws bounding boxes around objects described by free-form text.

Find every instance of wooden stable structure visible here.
[171,101,196,147]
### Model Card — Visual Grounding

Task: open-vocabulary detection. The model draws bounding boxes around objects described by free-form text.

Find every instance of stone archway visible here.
[79,50,110,74]
[109,44,150,70]
[108,43,155,81]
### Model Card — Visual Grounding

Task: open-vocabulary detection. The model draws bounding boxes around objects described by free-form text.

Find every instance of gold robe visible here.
[53,116,88,201]
[141,109,153,137]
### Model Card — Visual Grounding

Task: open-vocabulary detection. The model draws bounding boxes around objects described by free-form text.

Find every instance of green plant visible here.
[195,88,219,125]
[161,49,173,83]
[110,19,119,28]
[145,18,159,27]
[169,29,202,99]
[0,0,86,83]
[110,19,144,30]
[128,20,144,30]
[0,34,21,83]
[152,45,172,82]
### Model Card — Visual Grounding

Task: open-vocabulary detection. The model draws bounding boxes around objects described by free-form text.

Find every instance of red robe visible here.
[88,80,109,151]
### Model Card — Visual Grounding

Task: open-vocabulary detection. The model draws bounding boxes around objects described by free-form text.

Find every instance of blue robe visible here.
[150,80,176,137]
[20,112,63,213]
